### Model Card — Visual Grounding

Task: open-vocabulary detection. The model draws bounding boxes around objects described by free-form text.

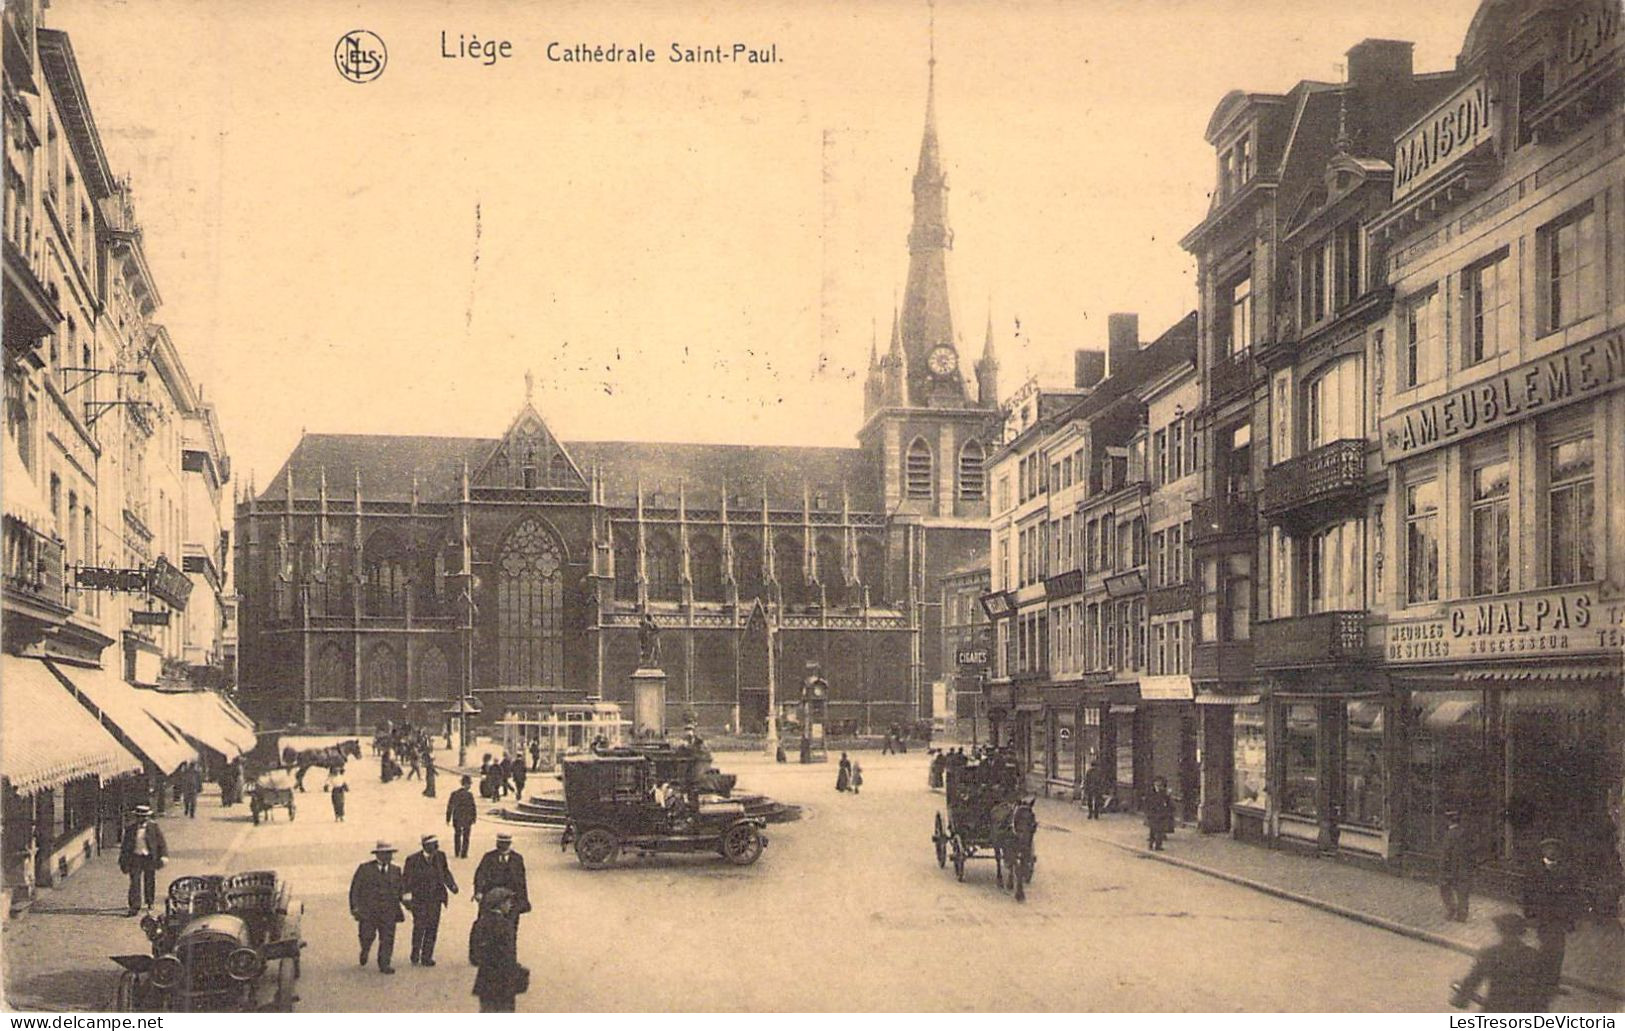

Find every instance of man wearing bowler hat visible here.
[403,833,458,966]
[118,804,167,916]
[473,832,531,930]
[349,840,406,974]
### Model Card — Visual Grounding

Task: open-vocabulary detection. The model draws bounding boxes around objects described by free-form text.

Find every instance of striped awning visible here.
[1,655,142,795]
[1194,693,1262,706]
[48,660,198,775]
[3,436,52,531]
[1450,665,1617,684]
[145,690,257,759]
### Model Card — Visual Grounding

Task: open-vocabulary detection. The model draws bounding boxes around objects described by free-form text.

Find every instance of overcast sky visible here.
[50,0,1483,490]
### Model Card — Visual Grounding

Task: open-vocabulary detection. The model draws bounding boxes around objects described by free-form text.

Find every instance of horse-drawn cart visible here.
[249,770,296,825]
[930,747,1037,901]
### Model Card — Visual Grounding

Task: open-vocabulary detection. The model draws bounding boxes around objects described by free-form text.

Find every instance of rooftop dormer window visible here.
[1218,132,1255,202]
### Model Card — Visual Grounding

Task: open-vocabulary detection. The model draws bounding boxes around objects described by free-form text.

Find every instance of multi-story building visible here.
[181,400,230,685]
[235,55,1001,735]
[1362,0,1623,901]
[3,5,245,905]
[937,559,990,741]
[984,313,1196,803]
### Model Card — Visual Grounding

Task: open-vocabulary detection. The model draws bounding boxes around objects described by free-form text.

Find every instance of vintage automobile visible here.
[558,753,768,868]
[111,871,303,1011]
[249,768,296,825]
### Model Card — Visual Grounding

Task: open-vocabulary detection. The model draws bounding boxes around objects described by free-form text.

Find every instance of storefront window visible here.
[1405,690,1487,855]
[1282,703,1318,818]
[1233,704,1268,810]
[1114,711,1135,789]
[1030,711,1048,777]
[1055,709,1077,783]
[1502,689,1608,851]
[1343,700,1385,828]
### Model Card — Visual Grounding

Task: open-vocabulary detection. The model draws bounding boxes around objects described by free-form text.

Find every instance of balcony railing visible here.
[1209,350,1255,405]
[1191,640,1254,682]
[1254,610,1369,670]
[1191,492,1256,548]
[1261,440,1367,524]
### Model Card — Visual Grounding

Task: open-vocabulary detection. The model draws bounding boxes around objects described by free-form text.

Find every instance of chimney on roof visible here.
[1107,313,1139,379]
[1074,349,1106,390]
[1346,39,1413,88]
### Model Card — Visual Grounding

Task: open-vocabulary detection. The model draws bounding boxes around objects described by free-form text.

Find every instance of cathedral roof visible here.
[259,433,881,512]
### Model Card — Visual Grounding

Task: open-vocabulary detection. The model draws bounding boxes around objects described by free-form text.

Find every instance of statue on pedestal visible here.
[638,612,661,668]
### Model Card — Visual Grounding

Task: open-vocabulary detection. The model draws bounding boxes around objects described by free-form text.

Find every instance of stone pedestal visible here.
[630,667,668,738]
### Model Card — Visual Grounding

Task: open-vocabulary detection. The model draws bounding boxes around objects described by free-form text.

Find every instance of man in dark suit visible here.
[446,775,478,859]
[1522,837,1585,996]
[473,832,531,930]
[349,841,406,974]
[403,833,458,966]
[119,804,168,916]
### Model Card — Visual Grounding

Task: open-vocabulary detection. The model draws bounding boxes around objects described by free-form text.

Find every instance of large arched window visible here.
[548,453,571,485]
[647,530,680,601]
[816,533,846,605]
[313,641,350,699]
[363,643,403,700]
[775,533,805,602]
[734,532,763,599]
[362,530,408,617]
[497,518,565,690]
[858,537,887,603]
[412,644,450,701]
[690,535,723,602]
[906,438,934,500]
[959,440,986,501]
[612,528,638,602]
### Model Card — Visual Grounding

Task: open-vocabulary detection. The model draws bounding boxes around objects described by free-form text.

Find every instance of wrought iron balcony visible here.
[1254,610,1369,670]
[3,520,67,619]
[1261,439,1368,526]
[1190,492,1256,549]
[1191,640,1253,682]
[1208,350,1256,406]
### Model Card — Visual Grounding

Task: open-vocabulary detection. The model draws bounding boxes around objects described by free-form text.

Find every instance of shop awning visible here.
[1450,665,1617,684]
[1194,693,1262,706]
[1423,698,1480,730]
[145,690,257,759]
[1138,675,1194,701]
[47,660,198,775]
[3,437,52,531]
[1,655,142,795]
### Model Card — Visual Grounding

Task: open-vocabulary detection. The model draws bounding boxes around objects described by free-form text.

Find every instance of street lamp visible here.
[459,576,480,767]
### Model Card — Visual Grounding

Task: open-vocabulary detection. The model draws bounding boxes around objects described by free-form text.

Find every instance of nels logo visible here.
[335,30,387,83]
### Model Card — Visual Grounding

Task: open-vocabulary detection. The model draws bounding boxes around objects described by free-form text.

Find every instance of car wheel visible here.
[721,822,764,866]
[575,827,618,869]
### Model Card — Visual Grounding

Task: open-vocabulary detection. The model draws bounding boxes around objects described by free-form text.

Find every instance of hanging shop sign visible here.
[147,556,193,610]
[956,648,989,669]
[1392,76,1494,202]
[1379,329,1625,462]
[1371,586,1624,663]
[75,566,151,592]
[130,610,171,627]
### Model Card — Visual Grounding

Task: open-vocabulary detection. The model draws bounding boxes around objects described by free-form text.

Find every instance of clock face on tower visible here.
[926,345,958,377]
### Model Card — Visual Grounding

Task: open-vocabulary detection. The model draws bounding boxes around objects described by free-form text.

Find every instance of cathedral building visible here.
[234,59,1001,734]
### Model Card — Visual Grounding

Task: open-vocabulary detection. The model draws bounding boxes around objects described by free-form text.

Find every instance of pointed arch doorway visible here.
[737,602,773,735]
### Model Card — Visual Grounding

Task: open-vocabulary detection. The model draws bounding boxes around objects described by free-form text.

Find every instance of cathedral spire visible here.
[976,305,1001,408]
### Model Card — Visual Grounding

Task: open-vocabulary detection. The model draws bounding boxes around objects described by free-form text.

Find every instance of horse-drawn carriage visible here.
[248,769,296,825]
[930,747,1037,901]
[112,870,304,1011]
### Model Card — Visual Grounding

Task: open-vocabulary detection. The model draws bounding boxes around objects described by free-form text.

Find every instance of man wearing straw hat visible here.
[404,833,459,966]
[349,840,407,974]
[118,804,167,916]
[473,832,531,931]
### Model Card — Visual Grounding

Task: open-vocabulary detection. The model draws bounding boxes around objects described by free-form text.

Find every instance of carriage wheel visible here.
[721,823,764,866]
[933,813,947,869]
[950,835,966,882]
[574,827,619,869]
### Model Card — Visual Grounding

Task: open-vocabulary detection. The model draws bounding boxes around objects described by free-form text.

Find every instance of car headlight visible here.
[225,947,265,982]
[150,954,183,989]
[139,916,162,942]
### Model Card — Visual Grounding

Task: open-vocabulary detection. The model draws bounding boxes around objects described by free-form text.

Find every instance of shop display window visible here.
[1055,710,1077,783]
[1282,703,1318,818]
[1502,689,1608,851]
[1115,711,1135,788]
[1342,700,1385,829]
[1233,704,1268,811]
[1031,712,1048,777]
[1404,690,1487,855]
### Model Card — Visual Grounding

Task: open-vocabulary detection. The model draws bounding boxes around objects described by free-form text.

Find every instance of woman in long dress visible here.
[470,888,524,1012]
[835,752,852,792]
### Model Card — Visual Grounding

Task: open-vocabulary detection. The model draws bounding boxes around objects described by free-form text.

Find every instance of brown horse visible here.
[991,798,1038,902]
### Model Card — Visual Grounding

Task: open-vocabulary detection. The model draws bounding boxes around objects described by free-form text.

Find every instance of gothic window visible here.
[362,530,408,617]
[816,533,845,604]
[690,535,723,602]
[647,530,680,601]
[313,641,350,699]
[906,438,933,499]
[549,453,571,485]
[412,644,450,701]
[497,517,565,690]
[734,532,763,599]
[776,533,805,602]
[363,643,403,700]
[858,538,887,602]
[958,440,985,501]
[612,528,638,602]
